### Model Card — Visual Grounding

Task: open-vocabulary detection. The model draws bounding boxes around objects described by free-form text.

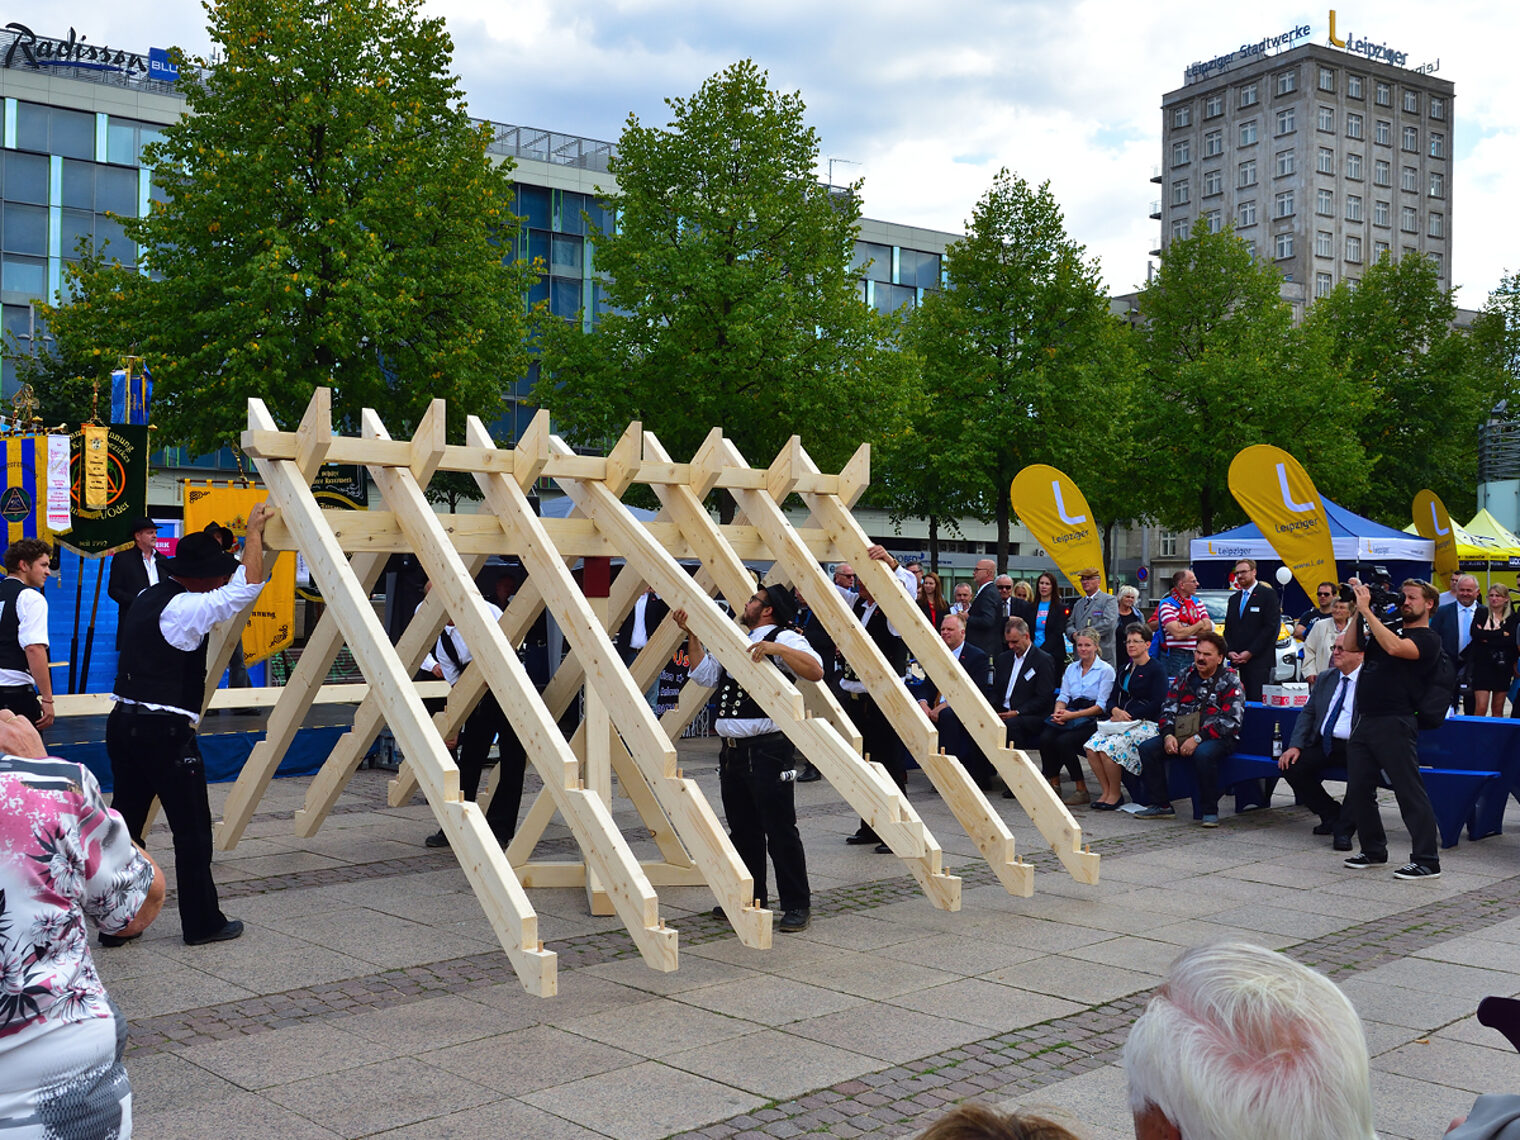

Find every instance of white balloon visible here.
[1275,566,1293,585]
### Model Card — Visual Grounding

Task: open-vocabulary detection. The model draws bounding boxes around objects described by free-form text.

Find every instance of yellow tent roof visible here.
[1463,509,1520,552]
[1402,517,1518,561]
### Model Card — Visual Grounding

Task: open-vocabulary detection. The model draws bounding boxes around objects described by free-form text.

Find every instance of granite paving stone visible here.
[521,1060,767,1140]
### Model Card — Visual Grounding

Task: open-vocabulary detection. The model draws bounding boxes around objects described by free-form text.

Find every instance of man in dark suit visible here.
[1223,558,1282,702]
[1431,574,1479,714]
[991,615,1056,754]
[615,585,669,665]
[965,558,1004,659]
[916,612,995,788]
[1278,632,1361,850]
[107,517,169,651]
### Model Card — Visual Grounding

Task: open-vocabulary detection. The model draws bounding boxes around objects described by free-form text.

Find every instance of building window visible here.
[1275,232,1294,259]
[1275,150,1295,177]
[1240,120,1258,146]
[1204,168,1223,196]
[1346,152,1363,180]
[1319,66,1336,91]
[1348,74,1364,99]
[1403,89,1419,113]
[1239,200,1257,227]
[1172,218,1190,240]
[1429,251,1443,274]
[1402,125,1418,151]
[1244,239,1257,258]
[1173,105,1192,128]
[1204,129,1223,157]
[1316,230,1333,257]
[1346,235,1363,262]
[1376,81,1391,106]
[1428,212,1444,238]
[1159,532,1179,557]
[1317,105,1335,132]
[1173,139,1191,166]
[1205,210,1223,234]
[1430,132,1445,158]
[1429,171,1445,198]
[1346,195,1363,221]
[1374,239,1390,259]
[1276,190,1295,218]
[1346,113,1364,140]
[1375,119,1391,145]
[1172,179,1190,205]
[1404,244,1418,259]
[1374,159,1391,186]
[1430,96,1445,120]
[1204,93,1223,118]
[1238,158,1257,187]
[1316,188,1334,215]
[1401,165,1419,192]
[1316,271,1334,297]
[1277,107,1296,135]
[1277,69,1297,95]
[1240,82,1259,108]
[1401,205,1418,232]
[1317,148,1335,174]
[1374,199,1390,226]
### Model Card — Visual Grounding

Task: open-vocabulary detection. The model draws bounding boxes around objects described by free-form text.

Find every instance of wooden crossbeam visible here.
[794,442,1100,886]
[247,397,555,995]
[362,406,677,972]
[464,414,771,948]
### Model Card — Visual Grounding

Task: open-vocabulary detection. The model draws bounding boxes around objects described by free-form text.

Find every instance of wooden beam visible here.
[247,395,555,995]
[294,387,333,482]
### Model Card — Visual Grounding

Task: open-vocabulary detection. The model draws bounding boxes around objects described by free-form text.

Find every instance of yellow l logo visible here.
[1329,9,1346,47]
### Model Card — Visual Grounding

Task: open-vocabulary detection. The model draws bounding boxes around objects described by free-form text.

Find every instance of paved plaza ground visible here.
[101,734,1520,1139]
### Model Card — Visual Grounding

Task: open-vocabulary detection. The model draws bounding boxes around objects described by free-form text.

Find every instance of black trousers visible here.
[1039,720,1098,783]
[1345,714,1439,869]
[1238,656,1272,703]
[1136,734,1234,815]
[939,708,996,789]
[846,689,905,839]
[1004,713,1043,753]
[719,732,809,912]
[457,692,527,842]
[106,704,228,941]
[0,684,42,728]
[1282,738,1356,839]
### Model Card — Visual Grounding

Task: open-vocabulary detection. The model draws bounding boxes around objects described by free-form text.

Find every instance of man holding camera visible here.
[1342,578,1443,880]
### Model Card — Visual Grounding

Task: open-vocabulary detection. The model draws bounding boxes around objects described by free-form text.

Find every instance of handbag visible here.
[1095,719,1127,737]
[1173,710,1202,739]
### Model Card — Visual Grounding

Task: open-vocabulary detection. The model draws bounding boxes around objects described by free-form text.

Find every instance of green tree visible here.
[1136,223,1367,533]
[1306,253,1495,521]
[534,60,914,506]
[1472,270,1520,405]
[900,169,1131,569]
[39,0,533,454]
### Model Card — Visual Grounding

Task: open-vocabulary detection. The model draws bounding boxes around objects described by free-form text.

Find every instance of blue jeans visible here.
[1136,733,1234,816]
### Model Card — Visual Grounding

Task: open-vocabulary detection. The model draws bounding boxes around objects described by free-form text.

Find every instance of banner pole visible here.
[67,549,84,694]
[78,559,106,694]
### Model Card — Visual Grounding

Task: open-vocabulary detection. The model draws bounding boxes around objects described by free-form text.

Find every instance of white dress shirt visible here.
[1002,649,1030,708]
[1458,602,1476,653]
[1321,664,1361,741]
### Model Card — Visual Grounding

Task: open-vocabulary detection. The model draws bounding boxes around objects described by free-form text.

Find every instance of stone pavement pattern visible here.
[101,739,1520,1139]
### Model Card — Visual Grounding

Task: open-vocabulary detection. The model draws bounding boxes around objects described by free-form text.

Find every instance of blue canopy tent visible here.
[1189,498,1434,616]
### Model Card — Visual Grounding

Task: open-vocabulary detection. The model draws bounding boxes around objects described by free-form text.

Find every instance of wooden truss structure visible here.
[209,390,1098,996]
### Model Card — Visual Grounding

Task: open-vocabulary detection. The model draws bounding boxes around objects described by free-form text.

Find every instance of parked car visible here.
[1193,589,1302,683]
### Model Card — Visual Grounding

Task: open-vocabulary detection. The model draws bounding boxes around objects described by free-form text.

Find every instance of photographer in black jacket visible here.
[1341,578,1443,880]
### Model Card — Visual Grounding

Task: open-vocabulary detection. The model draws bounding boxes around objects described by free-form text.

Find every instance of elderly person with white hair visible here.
[1113,586,1142,663]
[1125,941,1376,1140]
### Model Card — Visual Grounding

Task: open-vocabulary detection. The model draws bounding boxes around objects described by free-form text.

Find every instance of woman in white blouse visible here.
[1302,598,1352,684]
[1038,628,1115,806]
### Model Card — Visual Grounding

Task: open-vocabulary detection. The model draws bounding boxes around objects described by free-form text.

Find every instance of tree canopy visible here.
[534,60,914,491]
[37,0,532,452]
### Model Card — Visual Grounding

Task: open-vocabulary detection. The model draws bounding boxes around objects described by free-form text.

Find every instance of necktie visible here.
[1322,674,1349,754]
[1459,606,1473,653]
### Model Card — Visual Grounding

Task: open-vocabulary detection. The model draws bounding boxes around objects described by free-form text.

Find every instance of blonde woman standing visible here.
[1470,584,1518,716]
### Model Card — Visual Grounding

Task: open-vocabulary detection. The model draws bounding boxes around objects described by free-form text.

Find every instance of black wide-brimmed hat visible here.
[164,531,239,579]
[130,516,158,534]
[761,581,796,625]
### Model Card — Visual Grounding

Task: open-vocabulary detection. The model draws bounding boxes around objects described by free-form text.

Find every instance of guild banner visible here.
[1010,464,1106,592]
[0,433,71,543]
[1412,489,1458,591]
[183,482,296,665]
[55,425,148,556]
[1227,445,1335,600]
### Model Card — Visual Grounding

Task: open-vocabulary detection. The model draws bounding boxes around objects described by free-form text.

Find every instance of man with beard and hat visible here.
[674,581,822,933]
[102,503,270,947]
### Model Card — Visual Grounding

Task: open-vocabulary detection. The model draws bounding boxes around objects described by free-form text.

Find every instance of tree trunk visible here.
[929,515,940,573]
[1200,484,1214,538]
[1103,518,1117,580]
[996,495,1010,573]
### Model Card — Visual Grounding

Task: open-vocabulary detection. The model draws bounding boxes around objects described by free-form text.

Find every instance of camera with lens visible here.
[1339,566,1404,633]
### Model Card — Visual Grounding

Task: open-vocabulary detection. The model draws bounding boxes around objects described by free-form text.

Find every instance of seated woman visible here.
[1039,628,1115,805]
[1085,623,1169,809]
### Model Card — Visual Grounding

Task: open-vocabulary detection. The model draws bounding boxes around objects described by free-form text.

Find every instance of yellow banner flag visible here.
[1413,489,1458,590]
[1010,464,1106,592]
[82,424,110,509]
[182,483,295,665]
[1227,445,1336,599]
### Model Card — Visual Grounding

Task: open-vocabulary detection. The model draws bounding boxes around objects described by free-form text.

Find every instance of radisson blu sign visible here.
[2,22,176,83]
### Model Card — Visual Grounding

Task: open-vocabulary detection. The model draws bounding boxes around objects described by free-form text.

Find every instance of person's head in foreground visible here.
[1125,941,1375,1140]
[917,1102,1080,1140]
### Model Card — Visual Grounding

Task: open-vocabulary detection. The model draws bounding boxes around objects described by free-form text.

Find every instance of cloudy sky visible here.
[17,0,1518,304]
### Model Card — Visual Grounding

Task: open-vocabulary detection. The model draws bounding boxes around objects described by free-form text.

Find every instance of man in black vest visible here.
[675,582,821,933]
[103,503,270,947]
[107,517,168,651]
[0,538,55,733]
